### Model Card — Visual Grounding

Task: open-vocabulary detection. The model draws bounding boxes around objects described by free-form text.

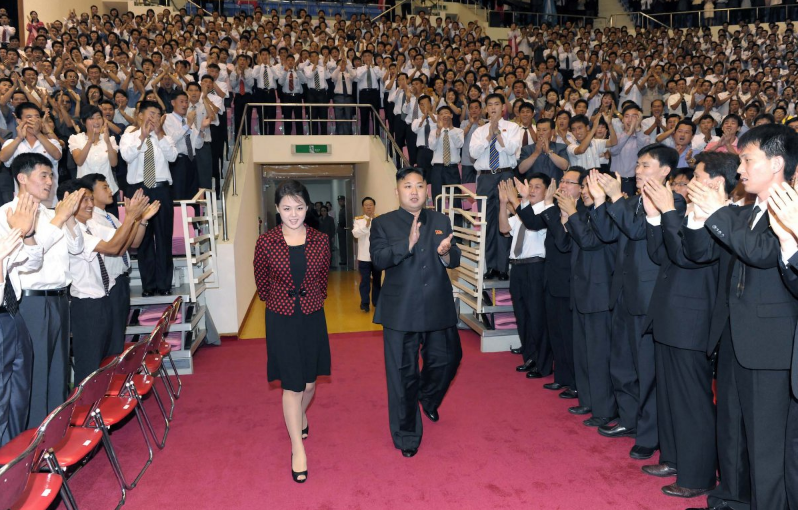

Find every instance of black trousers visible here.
[416,147,433,182]
[0,312,32,446]
[545,291,574,387]
[170,155,198,201]
[233,92,252,137]
[461,165,476,184]
[209,123,226,196]
[306,89,329,135]
[430,164,461,213]
[573,309,615,418]
[357,260,381,307]
[785,397,798,510]
[476,170,513,273]
[280,93,304,135]
[108,273,130,357]
[384,93,394,133]
[195,144,213,191]
[333,93,355,135]
[392,115,407,151]
[19,293,69,428]
[254,88,277,135]
[610,295,657,448]
[337,227,348,266]
[382,326,462,451]
[131,183,174,293]
[70,295,113,385]
[406,128,419,166]
[509,262,550,373]
[358,89,381,135]
[655,341,717,489]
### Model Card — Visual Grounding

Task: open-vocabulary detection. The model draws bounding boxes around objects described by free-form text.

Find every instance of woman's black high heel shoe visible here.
[291,455,307,483]
[301,424,309,440]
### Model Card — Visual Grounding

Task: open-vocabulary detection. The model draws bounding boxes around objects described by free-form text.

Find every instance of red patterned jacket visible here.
[253,226,330,316]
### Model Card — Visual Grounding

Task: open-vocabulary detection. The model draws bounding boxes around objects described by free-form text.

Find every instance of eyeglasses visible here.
[560,180,580,186]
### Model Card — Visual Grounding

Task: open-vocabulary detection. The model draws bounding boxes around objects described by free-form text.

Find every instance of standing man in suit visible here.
[370,167,462,458]
[588,144,687,461]
[556,167,618,426]
[336,195,348,267]
[640,152,741,498]
[352,197,380,313]
[683,124,798,510]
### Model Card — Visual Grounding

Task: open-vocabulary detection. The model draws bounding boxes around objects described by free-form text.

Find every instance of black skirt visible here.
[265,244,331,392]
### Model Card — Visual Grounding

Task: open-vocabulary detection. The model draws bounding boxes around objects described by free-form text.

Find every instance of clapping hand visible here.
[408,214,421,251]
[544,179,557,206]
[6,192,38,237]
[437,233,454,256]
[596,171,623,202]
[643,179,676,214]
[513,176,530,201]
[687,179,725,220]
[555,190,577,217]
[586,170,606,205]
[768,182,798,238]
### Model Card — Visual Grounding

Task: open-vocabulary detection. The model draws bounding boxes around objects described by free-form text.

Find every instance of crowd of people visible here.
[1,1,798,508]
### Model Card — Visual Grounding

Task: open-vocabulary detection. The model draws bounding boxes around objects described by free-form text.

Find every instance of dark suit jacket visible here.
[683,204,798,369]
[778,252,798,396]
[516,202,571,298]
[370,207,461,332]
[589,193,687,316]
[563,202,617,314]
[253,226,330,316]
[645,209,717,351]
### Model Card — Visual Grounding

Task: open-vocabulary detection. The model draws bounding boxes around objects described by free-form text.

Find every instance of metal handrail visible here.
[371,0,410,23]
[613,5,792,29]
[486,10,606,27]
[220,102,409,241]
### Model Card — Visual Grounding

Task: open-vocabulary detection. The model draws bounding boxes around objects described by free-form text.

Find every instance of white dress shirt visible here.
[277,67,304,94]
[119,130,178,185]
[351,215,374,262]
[354,65,384,91]
[0,230,43,301]
[509,200,548,259]
[163,111,203,156]
[470,119,522,171]
[68,134,120,194]
[568,139,608,170]
[2,137,62,208]
[253,63,280,90]
[70,221,117,299]
[411,117,437,148]
[0,199,83,290]
[303,64,328,90]
[188,99,218,142]
[429,127,464,164]
[330,66,355,95]
[229,68,255,95]
[90,207,130,280]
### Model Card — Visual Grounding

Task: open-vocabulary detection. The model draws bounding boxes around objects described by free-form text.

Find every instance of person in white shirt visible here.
[351,197,380,313]
[410,95,437,183]
[119,100,178,297]
[330,57,356,135]
[164,91,203,200]
[354,50,384,135]
[303,51,329,135]
[402,76,426,166]
[59,180,152,384]
[0,102,62,207]
[469,93,521,280]
[185,82,219,192]
[253,48,280,135]
[0,153,84,428]
[568,113,618,171]
[229,55,254,137]
[69,106,119,205]
[0,191,44,446]
[428,105,464,214]
[667,79,694,118]
[276,54,305,135]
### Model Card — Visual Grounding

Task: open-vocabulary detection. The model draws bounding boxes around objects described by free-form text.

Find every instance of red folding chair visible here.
[0,427,64,510]
[159,297,184,400]
[131,318,173,446]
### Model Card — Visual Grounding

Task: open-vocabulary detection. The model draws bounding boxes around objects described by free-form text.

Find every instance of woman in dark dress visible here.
[253,180,331,483]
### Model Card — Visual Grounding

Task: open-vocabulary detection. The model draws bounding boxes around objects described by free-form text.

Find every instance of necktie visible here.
[413,100,419,120]
[182,117,194,161]
[489,135,499,172]
[314,69,320,90]
[342,71,348,95]
[85,225,110,296]
[443,129,451,165]
[2,270,18,316]
[655,121,661,135]
[680,98,687,116]
[105,212,130,267]
[522,127,529,146]
[239,78,244,95]
[366,66,373,89]
[143,137,156,188]
[736,205,761,298]
[513,224,527,257]
[425,119,431,147]
[263,67,270,89]
[289,71,294,92]
[565,55,570,69]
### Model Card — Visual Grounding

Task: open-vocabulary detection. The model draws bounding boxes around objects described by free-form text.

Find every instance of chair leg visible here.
[131,383,170,450]
[165,352,183,398]
[95,406,153,491]
[45,452,79,510]
[156,365,176,420]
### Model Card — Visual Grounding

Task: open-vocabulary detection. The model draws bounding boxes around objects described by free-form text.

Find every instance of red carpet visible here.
[66,331,695,509]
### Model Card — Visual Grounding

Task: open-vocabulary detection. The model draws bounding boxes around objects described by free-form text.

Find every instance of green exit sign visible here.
[292,144,331,154]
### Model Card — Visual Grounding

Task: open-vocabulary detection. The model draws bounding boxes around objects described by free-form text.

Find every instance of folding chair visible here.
[0,431,63,510]
[159,296,184,400]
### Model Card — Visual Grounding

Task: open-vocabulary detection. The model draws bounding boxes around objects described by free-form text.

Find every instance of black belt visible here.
[435,163,459,168]
[510,256,544,265]
[360,88,379,92]
[23,288,67,297]
[0,306,8,314]
[479,167,513,174]
[283,92,301,96]
[144,181,170,188]
[620,176,635,181]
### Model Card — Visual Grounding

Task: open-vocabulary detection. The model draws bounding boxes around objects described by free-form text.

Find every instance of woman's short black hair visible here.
[274,180,310,207]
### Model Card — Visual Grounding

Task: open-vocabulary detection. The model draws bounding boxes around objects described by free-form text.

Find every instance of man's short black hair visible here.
[569,114,590,128]
[526,171,551,188]
[637,143,679,174]
[15,102,42,119]
[80,172,108,189]
[738,124,798,182]
[171,90,188,102]
[137,100,163,114]
[693,152,740,194]
[57,178,92,201]
[485,93,505,105]
[10,153,52,182]
[361,196,375,206]
[396,166,425,182]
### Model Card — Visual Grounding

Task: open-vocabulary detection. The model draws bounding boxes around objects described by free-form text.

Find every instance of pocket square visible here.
[435,229,443,234]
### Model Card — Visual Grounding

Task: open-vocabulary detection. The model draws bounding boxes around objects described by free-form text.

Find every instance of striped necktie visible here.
[143,137,156,188]
[85,225,110,296]
[443,129,451,165]
[489,134,499,171]
[104,212,130,267]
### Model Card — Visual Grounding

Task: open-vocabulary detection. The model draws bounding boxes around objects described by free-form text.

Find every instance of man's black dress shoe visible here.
[516,359,536,372]
[142,291,154,298]
[641,463,677,477]
[662,482,712,498]
[568,406,591,415]
[402,448,418,458]
[157,289,171,296]
[598,423,636,438]
[421,405,439,422]
[543,382,565,391]
[484,268,499,280]
[497,271,509,281]
[510,347,523,354]
[360,304,370,312]
[526,368,542,378]
[583,416,615,427]
[630,445,658,460]
[559,388,578,399]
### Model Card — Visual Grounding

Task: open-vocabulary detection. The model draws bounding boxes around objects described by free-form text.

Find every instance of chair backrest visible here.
[0,434,42,510]
[114,338,151,383]
[36,389,81,458]
[71,358,120,426]
[144,319,166,353]
[169,296,183,324]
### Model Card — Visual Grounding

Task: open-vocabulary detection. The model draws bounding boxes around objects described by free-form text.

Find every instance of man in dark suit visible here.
[640,152,740,499]
[514,171,575,398]
[683,124,798,510]
[555,167,618,426]
[370,167,462,458]
[587,144,687,461]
